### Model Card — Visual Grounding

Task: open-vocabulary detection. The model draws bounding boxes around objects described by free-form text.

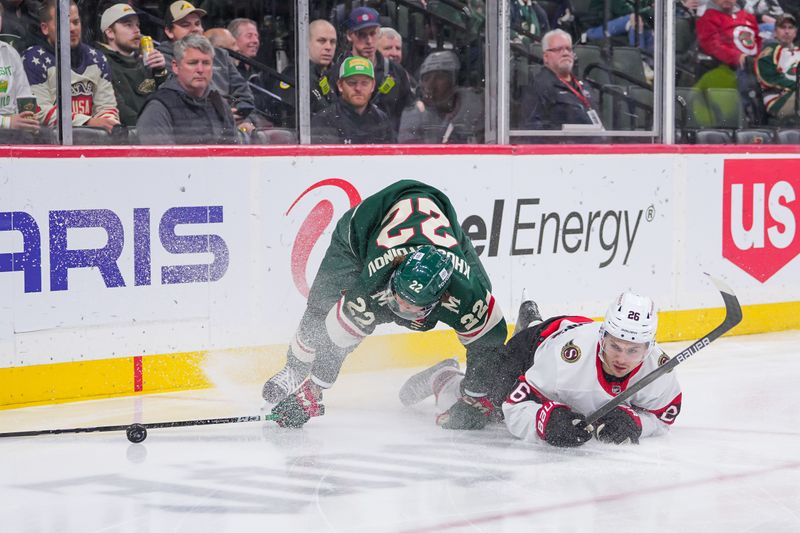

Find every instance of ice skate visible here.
[513,299,542,335]
[262,356,312,404]
[399,358,460,407]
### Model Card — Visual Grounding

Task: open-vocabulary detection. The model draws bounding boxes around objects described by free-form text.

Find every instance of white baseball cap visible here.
[100,3,137,32]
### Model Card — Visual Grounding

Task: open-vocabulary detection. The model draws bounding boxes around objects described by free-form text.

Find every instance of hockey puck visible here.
[126,423,147,443]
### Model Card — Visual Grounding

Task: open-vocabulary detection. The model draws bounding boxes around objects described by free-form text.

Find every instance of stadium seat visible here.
[254,128,296,145]
[776,129,800,144]
[611,46,646,86]
[575,45,609,85]
[628,85,653,130]
[73,126,112,145]
[695,128,734,144]
[705,88,744,128]
[735,128,774,144]
[675,87,703,129]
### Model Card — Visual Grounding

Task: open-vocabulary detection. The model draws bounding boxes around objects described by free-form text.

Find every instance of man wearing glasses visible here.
[524,29,602,130]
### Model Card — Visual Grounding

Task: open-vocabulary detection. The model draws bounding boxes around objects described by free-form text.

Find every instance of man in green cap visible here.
[264,179,508,431]
[311,56,395,144]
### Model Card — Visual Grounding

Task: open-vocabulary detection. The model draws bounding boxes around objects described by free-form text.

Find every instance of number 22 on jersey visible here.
[376,197,458,249]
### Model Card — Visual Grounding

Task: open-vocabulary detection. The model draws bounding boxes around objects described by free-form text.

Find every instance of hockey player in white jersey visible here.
[400,292,682,446]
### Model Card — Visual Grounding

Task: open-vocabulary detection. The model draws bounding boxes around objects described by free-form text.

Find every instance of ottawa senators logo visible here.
[658,352,674,373]
[561,341,581,363]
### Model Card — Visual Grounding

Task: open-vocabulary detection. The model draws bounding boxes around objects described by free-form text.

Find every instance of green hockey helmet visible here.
[388,245,454,320]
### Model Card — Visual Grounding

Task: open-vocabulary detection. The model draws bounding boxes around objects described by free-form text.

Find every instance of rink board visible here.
[1,145,799,407]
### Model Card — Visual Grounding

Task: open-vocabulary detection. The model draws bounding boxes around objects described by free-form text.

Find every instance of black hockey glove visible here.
[594,406,642,444]
[536,401,593,447]
[436,394,495,430]
[271,379,325,428]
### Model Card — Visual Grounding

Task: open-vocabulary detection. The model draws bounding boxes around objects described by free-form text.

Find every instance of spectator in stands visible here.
[331,7,413,132]
[306,19,338,114]
[0,0,38,52]
[377,26,402,64]
[311,56,395,144]
[205,27,238,54]
[157,1,255,134]
[739,0,784,39]
[378,26,417,91]
[22,0,120,133]
[696,0,760,90]
[0,2,40,142]
[756,12,800,119]
[524,29,602,130]
[229,18,256,59]
[226,18,277,125]
[97,3,167,128]
[511,0,551,43]
[398,50,483,143]
[580,0,654,54]
[136,34,236,145]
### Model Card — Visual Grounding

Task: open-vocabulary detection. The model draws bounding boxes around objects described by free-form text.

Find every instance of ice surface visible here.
[2,331,800,532]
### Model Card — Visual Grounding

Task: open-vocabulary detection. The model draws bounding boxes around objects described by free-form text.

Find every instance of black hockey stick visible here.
[0,413,281,443]
[585,274,743,426]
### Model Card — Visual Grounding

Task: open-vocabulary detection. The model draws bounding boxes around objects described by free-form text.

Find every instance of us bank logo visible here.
[286,179,361,296]
[723,159,799,282]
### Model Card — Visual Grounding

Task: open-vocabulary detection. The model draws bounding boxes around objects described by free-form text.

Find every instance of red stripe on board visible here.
[133,356,143,392]
[1,143,800,159]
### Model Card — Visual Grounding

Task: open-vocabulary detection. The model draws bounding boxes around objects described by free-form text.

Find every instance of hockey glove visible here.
[536,401,593,447]
[594,406,642,444]
[271,379,325,428]
[436,394,495,430]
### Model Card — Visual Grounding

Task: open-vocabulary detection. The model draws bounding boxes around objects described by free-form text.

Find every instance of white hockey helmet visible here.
[601,292,658,345]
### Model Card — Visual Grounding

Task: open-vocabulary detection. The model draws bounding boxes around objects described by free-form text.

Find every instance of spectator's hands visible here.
[86,114,120,133]
[10,112,40,133]
[681,0,700,10]
[739,54,747,69]
[144,49,166,70]
[762,15,776,25]
[235,117,255,134]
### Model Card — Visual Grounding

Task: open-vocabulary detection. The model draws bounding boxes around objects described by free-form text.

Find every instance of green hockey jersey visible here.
[320,179,507,395]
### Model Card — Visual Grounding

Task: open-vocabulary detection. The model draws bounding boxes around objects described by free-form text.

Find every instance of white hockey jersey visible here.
[22,43,118,127]
[502,317,682,444]
[0,41,34,128]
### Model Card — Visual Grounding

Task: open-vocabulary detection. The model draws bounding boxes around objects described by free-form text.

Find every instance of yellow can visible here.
[140,35,154,63]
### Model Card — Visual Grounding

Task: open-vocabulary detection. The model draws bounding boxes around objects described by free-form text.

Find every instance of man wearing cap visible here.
[157,0,255,134]
[330,7,412,133]
[398,50,483,143]
[97,3,168,127]
[136,34,235,145]
[21,0,120,133]
[756,13,800,119]
[311,56,395,144]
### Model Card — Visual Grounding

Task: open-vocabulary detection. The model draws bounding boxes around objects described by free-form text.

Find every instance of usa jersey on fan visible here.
[502,317,682,444]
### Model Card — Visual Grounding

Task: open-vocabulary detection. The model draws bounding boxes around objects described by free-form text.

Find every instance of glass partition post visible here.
[658,0,675,144]
[56,0,72,145]
[297,0,310,144]
[485,0,509,144]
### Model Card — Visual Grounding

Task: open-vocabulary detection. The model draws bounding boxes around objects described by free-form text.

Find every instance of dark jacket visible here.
[398,88,484,143]
[524,67,597,129]
[311,99,396,144]
[136,78,236,144]
[97,43,168,126]
[157,40,255,117]
[330,51,413,132]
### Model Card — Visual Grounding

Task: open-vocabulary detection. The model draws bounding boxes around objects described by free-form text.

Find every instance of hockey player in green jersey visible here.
[264,179,508,430]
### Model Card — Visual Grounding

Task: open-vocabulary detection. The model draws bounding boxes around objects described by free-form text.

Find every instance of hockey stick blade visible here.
[585,274,742,426]
[0,413,281,440]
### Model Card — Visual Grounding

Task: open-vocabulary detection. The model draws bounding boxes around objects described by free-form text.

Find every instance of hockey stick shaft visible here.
[585,274,743,426]
[0,413,280,439]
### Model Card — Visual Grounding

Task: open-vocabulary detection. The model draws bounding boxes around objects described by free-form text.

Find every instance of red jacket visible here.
[697,6,761,68]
